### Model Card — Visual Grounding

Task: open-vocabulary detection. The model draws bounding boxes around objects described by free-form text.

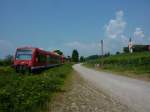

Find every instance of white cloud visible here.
[134,27,144,38]
[103,10,128,53]
[133,27,150,44]
[64,10,128,55]
[65,41,100,56]
[65,11,150,55]
[65,41,98,50]
[105,10,126,39]
[65,41,87,49]
[104,35,128,53]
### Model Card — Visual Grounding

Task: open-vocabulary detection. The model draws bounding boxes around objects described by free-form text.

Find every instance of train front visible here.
[13,47,34,73]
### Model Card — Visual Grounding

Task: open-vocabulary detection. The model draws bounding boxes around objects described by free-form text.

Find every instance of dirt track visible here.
[49,70,132,112]
[73,64,150,112]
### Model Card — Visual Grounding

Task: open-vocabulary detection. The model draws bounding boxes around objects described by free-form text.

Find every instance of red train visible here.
[13,47,64,72]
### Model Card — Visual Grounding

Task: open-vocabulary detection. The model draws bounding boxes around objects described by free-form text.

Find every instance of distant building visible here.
[124,44,150,53]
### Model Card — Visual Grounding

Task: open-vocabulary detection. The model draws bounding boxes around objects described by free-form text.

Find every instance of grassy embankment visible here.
[85,52,150,80]
[0,64,72,112]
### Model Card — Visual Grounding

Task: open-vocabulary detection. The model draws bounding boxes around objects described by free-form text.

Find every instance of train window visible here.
[47,55,51,62]
[16,50,32,60]
[38,54,46,63]
[51,56,54,62]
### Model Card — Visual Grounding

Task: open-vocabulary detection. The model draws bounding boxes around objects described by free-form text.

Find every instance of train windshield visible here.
[16,50,32,60]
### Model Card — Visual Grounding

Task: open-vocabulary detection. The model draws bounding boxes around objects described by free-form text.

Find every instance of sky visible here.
[0,0,150,58]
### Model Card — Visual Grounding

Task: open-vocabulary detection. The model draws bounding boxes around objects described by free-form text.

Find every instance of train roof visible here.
[16,46,63,57]
[16,47,37,50]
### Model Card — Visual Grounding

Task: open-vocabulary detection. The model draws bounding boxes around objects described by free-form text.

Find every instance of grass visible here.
[0,64,72,112]
[85,52,150,80]
[0,66,15,75]
[45,69,75,112]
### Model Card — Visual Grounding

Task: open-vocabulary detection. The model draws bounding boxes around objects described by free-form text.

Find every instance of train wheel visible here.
[26,67,31,75]
[15,66,19,73]
[21,65,25,74]
[23,66,31,75]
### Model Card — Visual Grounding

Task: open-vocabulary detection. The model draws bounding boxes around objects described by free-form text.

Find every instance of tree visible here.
[1,55,13,66]
[53,50,63,55]
[104,52,110,57]
[67,56,71,62]
[116,51,120,55]
[80,56,85,62]
[72,49,79,62]
[86,55,99,60]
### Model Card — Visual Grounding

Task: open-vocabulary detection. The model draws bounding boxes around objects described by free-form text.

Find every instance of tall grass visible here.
[0,64,72,112]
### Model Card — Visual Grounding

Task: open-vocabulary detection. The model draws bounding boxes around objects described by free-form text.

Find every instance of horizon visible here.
[0,0,150,58]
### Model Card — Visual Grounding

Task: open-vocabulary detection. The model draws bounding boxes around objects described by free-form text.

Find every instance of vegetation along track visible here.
[0,64,72,112]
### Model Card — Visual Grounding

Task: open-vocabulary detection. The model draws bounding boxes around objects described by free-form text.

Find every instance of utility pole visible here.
[101,40,103,56]
[101,40,104,67]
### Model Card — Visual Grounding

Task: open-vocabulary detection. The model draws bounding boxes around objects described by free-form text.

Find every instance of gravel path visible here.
[49,71,132,112]
[73,64,150,112]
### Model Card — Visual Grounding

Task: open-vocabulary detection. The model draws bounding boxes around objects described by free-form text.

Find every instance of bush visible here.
[0,64,72,112]
[0,66,15,75]
[0,55,13,67]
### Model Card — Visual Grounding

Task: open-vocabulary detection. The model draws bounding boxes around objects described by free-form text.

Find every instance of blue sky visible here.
[0,0,150,58]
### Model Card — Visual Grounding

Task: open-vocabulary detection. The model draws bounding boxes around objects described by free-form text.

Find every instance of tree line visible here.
[71,49,85,62]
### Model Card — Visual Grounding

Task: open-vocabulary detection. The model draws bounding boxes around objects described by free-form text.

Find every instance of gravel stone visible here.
[49,72,133,112]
